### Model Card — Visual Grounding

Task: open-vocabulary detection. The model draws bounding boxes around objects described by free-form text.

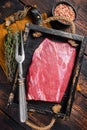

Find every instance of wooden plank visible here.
[0,84,10,108]
[19,0,54,15]
[70,110,87,130]
[70,94,87,130]
[81,56,87,77]
[60,92,87,130]
[78,73,87,97]
[0,109,25,130]
[0,0,23,24]
[74,92,87,112]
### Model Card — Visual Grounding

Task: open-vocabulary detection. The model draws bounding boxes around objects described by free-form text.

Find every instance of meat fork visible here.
[15,31,27,122]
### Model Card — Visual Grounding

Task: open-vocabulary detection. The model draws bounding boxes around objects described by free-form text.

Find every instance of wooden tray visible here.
[18,23,87,119]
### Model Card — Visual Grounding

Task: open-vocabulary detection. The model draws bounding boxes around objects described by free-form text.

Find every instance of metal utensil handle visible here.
[18,78,27,122]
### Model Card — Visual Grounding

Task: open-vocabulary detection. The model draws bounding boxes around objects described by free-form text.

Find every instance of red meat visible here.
[27,38,76,103]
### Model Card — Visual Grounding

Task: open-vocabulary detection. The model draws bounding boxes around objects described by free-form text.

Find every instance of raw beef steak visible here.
[27,38,76,103]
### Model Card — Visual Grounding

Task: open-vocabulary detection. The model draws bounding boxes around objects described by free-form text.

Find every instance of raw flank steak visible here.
[27,38,76,103]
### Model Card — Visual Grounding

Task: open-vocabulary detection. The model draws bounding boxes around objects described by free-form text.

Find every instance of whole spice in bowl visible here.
[52,1,76,25]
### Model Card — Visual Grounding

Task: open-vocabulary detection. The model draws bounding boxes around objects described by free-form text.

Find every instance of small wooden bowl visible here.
[52,1,76,26]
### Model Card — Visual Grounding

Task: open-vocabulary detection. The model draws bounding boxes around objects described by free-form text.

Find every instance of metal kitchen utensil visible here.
[15,31,27,122]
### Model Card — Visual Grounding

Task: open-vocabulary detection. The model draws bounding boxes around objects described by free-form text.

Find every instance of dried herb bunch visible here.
[4,27,20,82]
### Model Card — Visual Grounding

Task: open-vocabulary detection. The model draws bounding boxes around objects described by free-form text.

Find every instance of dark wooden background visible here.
[0,0,87,130]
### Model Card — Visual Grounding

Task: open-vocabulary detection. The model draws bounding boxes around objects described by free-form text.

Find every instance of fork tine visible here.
[21,31,25,56]
[15,34,19,60]
[15,31,25,63]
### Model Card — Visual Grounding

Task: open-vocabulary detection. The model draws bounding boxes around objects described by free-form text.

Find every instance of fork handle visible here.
[19,63,23,78]
[18,78,27,122]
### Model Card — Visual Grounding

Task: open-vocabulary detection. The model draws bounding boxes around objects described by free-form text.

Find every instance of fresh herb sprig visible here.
[4,27,20,82]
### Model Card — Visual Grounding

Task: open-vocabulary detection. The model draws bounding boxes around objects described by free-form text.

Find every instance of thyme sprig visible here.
[4,27,20,82]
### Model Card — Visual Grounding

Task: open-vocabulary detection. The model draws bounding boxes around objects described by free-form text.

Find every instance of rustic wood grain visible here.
[0,109,25,130]
[0,0,23,24]
[0,0,87,130]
